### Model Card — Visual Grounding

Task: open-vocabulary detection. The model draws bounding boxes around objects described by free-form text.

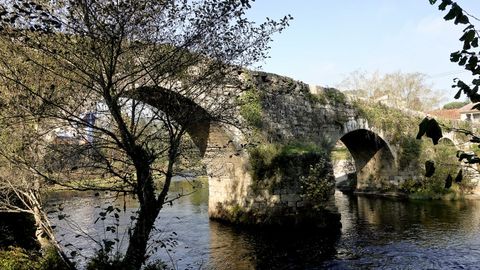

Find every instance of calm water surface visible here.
[47,180,480,269]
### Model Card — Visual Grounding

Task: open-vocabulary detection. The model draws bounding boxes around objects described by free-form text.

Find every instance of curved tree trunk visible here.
[31,193,76,270]
[122,146,176,270]
[122,199,161,270]
[122,165,163,269]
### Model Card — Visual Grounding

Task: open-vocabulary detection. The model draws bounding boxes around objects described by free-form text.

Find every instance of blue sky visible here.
[246,0,480,103]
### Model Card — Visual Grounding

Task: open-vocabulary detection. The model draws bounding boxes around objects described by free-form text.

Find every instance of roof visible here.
[428,109,460,120]
[458,103,480,113]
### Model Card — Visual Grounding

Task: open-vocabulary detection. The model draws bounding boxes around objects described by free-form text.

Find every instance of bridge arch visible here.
[438,137,457,148]
[126,86,251,221]
[332,128,396,191]
[126,86,217,156]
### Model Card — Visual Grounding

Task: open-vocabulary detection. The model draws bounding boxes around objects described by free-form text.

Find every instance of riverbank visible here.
[341,189,480,201]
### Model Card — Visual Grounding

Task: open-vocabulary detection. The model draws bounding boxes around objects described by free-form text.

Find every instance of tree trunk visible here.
[32,205,52,250]
[122,137,179,269]
[122,200,161,269]
[122,165,161,270]
[32,200,76,270]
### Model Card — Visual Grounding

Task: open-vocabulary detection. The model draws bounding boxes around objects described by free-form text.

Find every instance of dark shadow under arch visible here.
[125,86,213,156]
[338,129,396,189]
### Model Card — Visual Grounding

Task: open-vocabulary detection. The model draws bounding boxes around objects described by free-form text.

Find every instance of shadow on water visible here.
[208,221,339,270]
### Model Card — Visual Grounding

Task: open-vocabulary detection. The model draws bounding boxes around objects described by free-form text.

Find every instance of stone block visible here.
[281,194,300,202]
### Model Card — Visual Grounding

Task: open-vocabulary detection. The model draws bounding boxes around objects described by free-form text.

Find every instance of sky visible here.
[246,0,480,104]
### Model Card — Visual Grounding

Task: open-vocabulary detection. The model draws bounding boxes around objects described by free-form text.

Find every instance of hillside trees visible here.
[339,70,443,111]
[442,100,469,109]
[0,0,290,268]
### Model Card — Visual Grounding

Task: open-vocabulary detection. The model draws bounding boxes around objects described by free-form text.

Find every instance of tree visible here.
[0,80,75,268]
[338,70,443,111]
[418,1,480,181]
[0,0,291,269]
[442,100,469,109]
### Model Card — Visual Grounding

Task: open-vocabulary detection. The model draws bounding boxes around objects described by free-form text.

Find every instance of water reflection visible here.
[47,182,480,269]
[328,192,480,269]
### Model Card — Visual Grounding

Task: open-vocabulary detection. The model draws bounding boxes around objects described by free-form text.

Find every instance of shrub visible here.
[238,88,263,128]
[0,247,69,270]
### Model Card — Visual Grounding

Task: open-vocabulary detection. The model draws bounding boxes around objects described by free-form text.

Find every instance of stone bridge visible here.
[131,71,472,227]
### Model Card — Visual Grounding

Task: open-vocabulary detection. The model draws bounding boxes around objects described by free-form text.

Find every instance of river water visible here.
[46,179,480,269]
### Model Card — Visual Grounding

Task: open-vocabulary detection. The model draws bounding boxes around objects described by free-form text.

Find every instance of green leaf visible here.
[472,103,480,110]
[425,118,443,145]
[455,169,463,183]
[443,7,457,21]
[471,93,480,103]
[460,30,475,42]
[457,151,475,162]
[445,174,453,189]
[470,136,480,143]
[454,89,462,99]
[417,118,443,144]
[416,117,430,139]
[455,14,469,25]
[438,0,452,10]
[472,37,479,48]
[450,51,461,62]
[425,160,435,177]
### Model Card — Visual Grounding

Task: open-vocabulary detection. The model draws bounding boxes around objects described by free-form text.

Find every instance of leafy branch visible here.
[417,1,480,184]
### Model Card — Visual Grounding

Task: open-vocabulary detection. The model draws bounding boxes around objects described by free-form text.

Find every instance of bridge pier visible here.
[205,125,340,228]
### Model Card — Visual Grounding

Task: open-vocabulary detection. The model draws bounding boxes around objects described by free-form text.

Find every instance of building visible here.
[459,103,480,122]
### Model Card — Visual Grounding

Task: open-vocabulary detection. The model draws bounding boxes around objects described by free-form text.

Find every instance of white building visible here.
[459,103,480,122]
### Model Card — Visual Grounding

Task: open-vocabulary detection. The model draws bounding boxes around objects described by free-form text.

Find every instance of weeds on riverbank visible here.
[0,247,69,270]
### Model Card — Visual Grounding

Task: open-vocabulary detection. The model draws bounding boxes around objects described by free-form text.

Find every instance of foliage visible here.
[247,141,334,204]
[339,70,442,111]
[0,247,70,270]
[355,98,474,198]
[0,0,291,268]
[86,250,123,270]
[300,163,335,207]
[355,100,423,144]
[400,139,473,199]
[239,86,263,128]
[330,145,351,160]
[308,87,346,105]
[429,1,480,104]
[248,142,325,182]
[419,1,480,184]
[417,117,443,145]
[398,137,423,170]
[442,101,469,109]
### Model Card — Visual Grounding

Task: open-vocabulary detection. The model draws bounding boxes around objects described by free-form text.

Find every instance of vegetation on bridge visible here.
[355,100,475,199]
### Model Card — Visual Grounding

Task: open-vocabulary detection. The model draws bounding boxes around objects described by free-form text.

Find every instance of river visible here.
[46,178,480,269]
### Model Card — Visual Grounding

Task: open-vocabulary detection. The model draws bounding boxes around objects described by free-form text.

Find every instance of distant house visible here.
[459,103,480,122]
